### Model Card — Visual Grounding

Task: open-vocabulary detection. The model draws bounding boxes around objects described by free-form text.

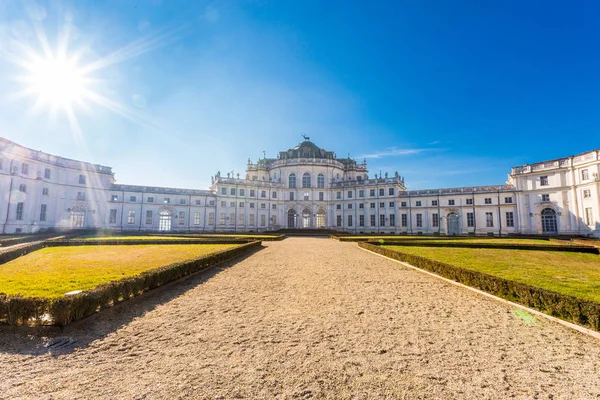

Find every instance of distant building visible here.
[0,136,598,237]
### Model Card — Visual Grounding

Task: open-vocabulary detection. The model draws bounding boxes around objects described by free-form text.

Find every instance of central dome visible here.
[280,137,335,160]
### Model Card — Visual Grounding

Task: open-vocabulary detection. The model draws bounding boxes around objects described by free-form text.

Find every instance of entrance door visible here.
[287,209,297,228]
[302,209,311,228]
[316,208,326,228]
[159,210,172,231]
[541,208,557,234]
[70,206,85,228]
[447,213,460,236]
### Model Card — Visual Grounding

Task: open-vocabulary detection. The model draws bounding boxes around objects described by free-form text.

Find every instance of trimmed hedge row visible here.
[0,241,48,265]
[0,241,262,326]
[0,233,63,248]
[360,242,600,331]
[46,238,254,246]
[365,240,599,254]
[150,234,287,241]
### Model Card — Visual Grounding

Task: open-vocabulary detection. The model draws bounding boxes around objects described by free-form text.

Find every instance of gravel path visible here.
[2,238,600,399]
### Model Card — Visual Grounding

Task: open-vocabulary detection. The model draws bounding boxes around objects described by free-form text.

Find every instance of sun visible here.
[24,55,88,110]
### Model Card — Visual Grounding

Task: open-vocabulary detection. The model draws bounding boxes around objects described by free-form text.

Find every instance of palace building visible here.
[0,136,599,237]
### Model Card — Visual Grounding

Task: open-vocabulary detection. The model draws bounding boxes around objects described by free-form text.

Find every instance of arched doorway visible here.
[159,210,172,231]
[287,209,297,228]
[447,212,460,236]
[302,208,311,228]
[316,208,326,228]
[541,208,557,234]
[70,206,85,228]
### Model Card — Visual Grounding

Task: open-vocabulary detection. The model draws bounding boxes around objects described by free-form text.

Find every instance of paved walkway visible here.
[2,238,600,399]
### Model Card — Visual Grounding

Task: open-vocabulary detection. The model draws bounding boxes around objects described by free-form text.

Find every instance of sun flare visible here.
[24,56,88,109]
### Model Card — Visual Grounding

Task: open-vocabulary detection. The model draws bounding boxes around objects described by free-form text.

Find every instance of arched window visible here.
[302,208,311,228]
[288,173,296,189]
[541,208,557,233]
[159,209,172,231]
[317,173,325,188]
[302,172,311,188]
[287,209,297,228]
[316,208,326,228]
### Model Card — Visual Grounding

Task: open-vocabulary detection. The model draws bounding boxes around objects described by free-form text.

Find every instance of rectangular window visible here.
[389,214,395,226]
[336,215,342,227]
[389,201,395,207]
[128,210,135,224]
[39,204,47,221]
[16,202,24,220]
[370,214,376,227]
[304,192,309,201]
[272,191,277,199]
[21,163,29,175]
[179,211,185,225]
[272,204,277,209]
[209,200,215,206]
[238,213,244,225]
[466,198,473,205]
[432,213,439,227]
[348,204,353,209]
[345,191,352,199]
[230,188,236,195]
[336,204,341,210]
[359,203,364,209]
[359,190,364,197]
[130,196,136,202]
[239,202,244,207]
[230,202,236,207]
[240,189,245,196]
[401,214,407,227]
[388,188,394,195]
[77,192,85,201]
[249,214,255,225]
[585,207,594,226]
[146,210,153,225]
[415,201,421,207]
[44,168,51,179]
[250,189,255,197]
[416,213,422,227]
[229,213,235,225]
[583,189,591,198]
[484,198,492,204]
[582,169,589,180]
[164,198,170,204]
[319,192,324,201]
[401,201,407,207]
[448,199,455,206]
[542,194,550,202]
[370,202,375,209]
[147,197,154,203]
[486,212,494,227]
[195,199,202,205]
[19,184,26,192]
[379,202,385,208]
[261,191,266,198]
[194,212,201,225]
[379,214,385,226]
[379,188,385,196]
[179,199,185,205]
[348,215,353,227]
[260,214,266,226]
[359,215,365,227]
[506,211,514,227]
[208,212,215,225]
[79,174,86,185]
[220,201,226,207]
[504,197,513,204]
[42,188,49,196]
[540,176,548,186]
[249,202,255,208]
[109,209,117,224]
[261,203,266,209]
[467,212,474,227]
[336,192,341,199]
[432,200,438,206]
[221,188,227,195]
[220,213,226,225]
[370,189,375,197]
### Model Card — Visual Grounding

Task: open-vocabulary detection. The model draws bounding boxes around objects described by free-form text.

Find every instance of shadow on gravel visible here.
[0,246,264,356]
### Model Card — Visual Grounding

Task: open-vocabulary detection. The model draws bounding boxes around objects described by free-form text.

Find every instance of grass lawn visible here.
[384,245,600,302]
[75,235,196,241]
[381,238,567,246]
[0,244,237,298]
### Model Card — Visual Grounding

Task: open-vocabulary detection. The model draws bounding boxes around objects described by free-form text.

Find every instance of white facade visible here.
[1,136,598,237]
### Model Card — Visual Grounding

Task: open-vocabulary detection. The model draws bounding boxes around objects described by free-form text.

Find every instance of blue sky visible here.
[1,1,599,190]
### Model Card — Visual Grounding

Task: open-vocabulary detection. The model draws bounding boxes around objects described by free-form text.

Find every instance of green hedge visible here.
[359,242,600,331]
[46,238,254,246]
[0,242,47,265]
[364,240,599,254]
[0,241,262,326]
[0,233,63,247]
